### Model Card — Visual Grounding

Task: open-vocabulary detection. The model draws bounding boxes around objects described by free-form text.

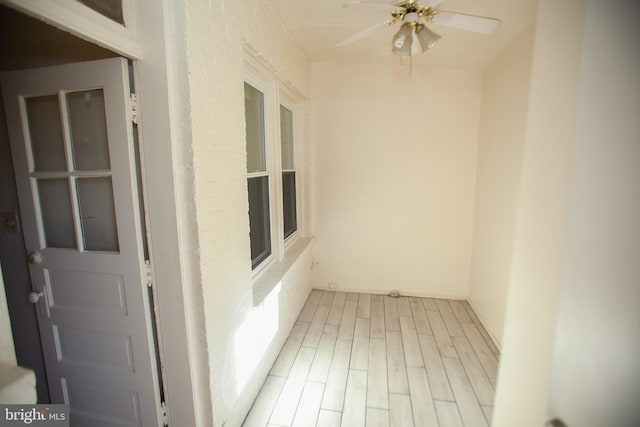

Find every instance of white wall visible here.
[0,264,37,405]
[311,63,482,298]
[180,0,313,425]
[0,265,16,364]
[548,1,640,425]
[467,26,534,346]
[492,0,586,425]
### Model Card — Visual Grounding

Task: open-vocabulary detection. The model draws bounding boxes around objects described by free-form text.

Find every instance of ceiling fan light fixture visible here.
[391,22,413,56]
[415,24,441,52]
[411,30,420,56]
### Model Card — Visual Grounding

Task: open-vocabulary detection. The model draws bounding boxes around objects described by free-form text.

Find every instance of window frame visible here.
[244,72,277,275]
[244,55,306,278]
[278,97,300,246]
[6,0,140,57]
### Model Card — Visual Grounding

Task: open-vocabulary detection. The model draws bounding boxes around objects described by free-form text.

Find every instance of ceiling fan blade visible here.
[420,0,444,8]
[342,1,398,13]
[334,20,393,47]
[433,11,500,34]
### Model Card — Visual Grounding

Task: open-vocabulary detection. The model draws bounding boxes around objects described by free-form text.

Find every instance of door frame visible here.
[0,1,209,425]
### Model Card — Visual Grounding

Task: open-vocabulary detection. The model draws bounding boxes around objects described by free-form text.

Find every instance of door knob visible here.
[28,291,44,304]
[28,252,42,265]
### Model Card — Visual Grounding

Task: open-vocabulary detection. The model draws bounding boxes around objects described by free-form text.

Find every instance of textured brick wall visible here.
[180,0,312,425]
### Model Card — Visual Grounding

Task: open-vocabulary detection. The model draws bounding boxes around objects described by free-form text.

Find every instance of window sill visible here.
[252,236,313,307]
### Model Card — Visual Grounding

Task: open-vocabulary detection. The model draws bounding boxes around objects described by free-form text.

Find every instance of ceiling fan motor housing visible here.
[391,1,438,23]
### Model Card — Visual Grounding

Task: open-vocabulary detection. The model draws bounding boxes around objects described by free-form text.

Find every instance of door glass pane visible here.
[67,89,111,171]
[280,106,294,170]
[76,0,124,25]
[77,177,119,252]
[37,179,76,249]
[26,95,66,172]
[244,83,266,173]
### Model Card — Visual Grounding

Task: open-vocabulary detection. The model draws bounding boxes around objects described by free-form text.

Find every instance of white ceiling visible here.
[278,0,538,69]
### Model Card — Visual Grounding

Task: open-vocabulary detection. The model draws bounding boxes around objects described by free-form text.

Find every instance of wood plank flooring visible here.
[243,291,499,427]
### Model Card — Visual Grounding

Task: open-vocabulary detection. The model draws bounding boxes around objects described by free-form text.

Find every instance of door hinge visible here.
[130,93,139,124]
[145,259,153,288]
[161,401,169,426]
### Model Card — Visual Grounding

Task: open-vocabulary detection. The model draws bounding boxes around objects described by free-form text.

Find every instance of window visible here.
[244,58,305,274]
[244,82,271,269]
[77,0,125,25]
[280,105,297,239]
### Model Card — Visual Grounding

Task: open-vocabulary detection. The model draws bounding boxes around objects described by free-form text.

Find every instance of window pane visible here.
[248,176,271,269]
[77,177,119,252]
[76,0,124,25]
[38,179,76,249]
[244,83,266,173]
[282,171,297,239]
[67,89,111,171]
[26,95,67,172]
[280,106,294,170]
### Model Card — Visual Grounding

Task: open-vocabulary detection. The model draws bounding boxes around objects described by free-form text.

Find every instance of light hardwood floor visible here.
[243,290,500,427]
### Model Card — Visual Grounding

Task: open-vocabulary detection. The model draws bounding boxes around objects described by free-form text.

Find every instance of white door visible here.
[1,58,163,426]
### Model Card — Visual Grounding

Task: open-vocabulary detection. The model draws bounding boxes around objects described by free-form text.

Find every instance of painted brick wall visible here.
[180,0,312,426]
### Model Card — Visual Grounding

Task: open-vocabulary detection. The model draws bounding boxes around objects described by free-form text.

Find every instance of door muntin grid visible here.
[23,89,119,252]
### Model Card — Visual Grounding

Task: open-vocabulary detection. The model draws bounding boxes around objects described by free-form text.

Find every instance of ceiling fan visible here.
[334,0,501,56]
